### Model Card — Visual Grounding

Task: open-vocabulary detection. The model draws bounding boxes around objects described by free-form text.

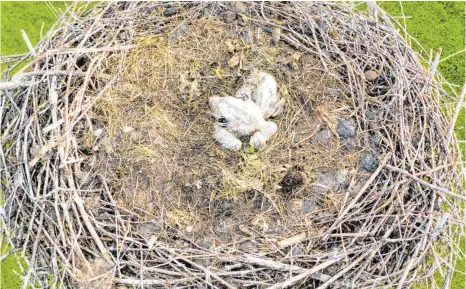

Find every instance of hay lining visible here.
[1,2,464,288]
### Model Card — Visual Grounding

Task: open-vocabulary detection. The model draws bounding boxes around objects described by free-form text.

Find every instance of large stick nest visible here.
[1,2,464,288]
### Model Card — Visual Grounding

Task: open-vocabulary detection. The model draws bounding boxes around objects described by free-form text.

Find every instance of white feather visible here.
[209,96,276,151]
[236,70,285,119]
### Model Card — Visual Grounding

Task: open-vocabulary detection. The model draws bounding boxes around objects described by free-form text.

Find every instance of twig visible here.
[385,164,466,201]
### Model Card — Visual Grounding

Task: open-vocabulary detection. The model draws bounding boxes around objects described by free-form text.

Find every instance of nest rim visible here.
[1,2,464,289]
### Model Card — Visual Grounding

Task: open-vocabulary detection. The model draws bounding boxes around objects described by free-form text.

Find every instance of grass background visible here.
[0,1,465,288]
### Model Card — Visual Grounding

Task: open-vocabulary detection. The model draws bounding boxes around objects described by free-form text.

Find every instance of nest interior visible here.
[1,2,464,289]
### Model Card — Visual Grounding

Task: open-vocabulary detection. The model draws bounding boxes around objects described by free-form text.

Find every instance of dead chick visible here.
[209,95,277,151]
[235,69,285,119]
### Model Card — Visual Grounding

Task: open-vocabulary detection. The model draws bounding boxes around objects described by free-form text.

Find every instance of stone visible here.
[302,197,320,214]
[314,170,349,192]
[359,153,379,172]
[239,240,258,252]
[337,118,356,139]
[364,70,379,81]
[310,129,335,147]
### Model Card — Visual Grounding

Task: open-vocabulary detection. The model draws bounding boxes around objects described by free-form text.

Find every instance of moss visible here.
[0,2,66,55]
[0,241,27,289]
[379,2,465,87]
[0,2,66,72]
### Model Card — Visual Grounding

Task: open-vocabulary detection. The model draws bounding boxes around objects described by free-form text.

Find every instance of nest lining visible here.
[0,2,464,289]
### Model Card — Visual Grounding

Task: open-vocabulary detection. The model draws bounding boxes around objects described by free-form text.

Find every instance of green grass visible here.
[1,2,66,55]
[0,1,66,72]
[0,1,465,289]
[0,241,27,289]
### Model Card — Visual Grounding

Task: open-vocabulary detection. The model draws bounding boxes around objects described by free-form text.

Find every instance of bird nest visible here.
[1,2,465,288]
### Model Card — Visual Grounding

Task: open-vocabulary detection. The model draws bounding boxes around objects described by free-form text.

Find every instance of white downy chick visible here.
[209,95,276,151]
[249,122,277,150]
[235,70,285,119]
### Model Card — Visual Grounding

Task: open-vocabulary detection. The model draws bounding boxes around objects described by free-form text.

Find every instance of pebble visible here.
[302,197,320,214]
[310,128,334,147]
[314,170,350,191]
[364,70,379,81]
[359,152,379,172]
[239,241,258,252]
[337,118,356,139]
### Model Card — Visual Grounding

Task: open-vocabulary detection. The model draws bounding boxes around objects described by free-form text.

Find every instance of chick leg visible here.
[213,124,242,151]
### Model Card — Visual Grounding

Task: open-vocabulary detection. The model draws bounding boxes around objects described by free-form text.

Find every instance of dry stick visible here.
[446,82,466,142]
[385,164,466,201]
[396,225,428,289]
[113,277,194,286]
[66,167,112,262]
[233,254,332,283]
[21,205,44,289]
[413,162,454,177]
[15,45,136,76]
[317,250,373,289]
[165,248,236,289]
[266,257,342,289]
[324,153,392,238]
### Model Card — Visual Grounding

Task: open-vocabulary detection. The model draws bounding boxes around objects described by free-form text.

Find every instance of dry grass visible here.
[89,18,356,243]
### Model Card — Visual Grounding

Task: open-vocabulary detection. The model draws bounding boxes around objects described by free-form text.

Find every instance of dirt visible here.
[85,10,374,251]
[279,166,308,196]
